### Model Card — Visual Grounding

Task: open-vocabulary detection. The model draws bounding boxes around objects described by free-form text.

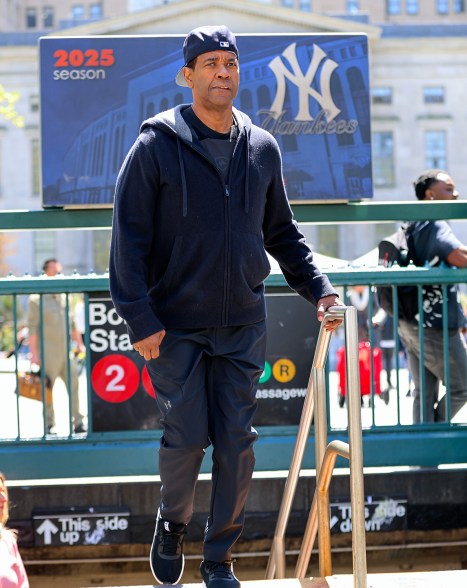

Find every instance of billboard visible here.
[88,292,319,432]
[39,33,372,208]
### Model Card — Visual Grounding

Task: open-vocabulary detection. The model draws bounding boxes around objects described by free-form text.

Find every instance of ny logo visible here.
[269,43,341,122]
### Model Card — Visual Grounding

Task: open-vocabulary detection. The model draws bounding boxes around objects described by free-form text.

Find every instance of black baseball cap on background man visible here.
[175,25,239,87]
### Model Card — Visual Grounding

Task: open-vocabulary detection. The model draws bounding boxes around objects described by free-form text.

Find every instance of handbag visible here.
[17,371,53,405]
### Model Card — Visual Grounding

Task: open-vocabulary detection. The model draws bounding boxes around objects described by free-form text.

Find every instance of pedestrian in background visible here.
[372,307,395,390]
[346,284,370,340]
[27,259,87,434]
[398,170,467,423]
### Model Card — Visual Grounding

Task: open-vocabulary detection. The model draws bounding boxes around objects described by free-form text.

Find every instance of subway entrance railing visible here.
[266,305,368,587]
[0,263,466,480]
[0,203,466,481]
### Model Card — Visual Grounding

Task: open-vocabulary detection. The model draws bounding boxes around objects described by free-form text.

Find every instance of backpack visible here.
[377,224,419,321]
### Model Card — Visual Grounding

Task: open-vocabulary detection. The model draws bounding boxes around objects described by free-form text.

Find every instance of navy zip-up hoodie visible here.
[110,105,337,344]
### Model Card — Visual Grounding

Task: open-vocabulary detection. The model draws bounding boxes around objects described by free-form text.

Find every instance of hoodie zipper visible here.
[223,183,232,325]
[221,134,243,325]
[182,135,241,326]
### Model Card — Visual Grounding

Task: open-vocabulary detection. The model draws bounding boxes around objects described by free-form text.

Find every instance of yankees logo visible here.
[269,43,341,122]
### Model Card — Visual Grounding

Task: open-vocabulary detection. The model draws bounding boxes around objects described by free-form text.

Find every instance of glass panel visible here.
[424,87,445,104]
[71,4,84,20]
[43,6,54,27]
[30,95,39,112]
[90,3,103,18]
[372,87,392,105]
[425,130,447,169]
[387,0,401,15]
[437,0,449,14]
[406,0,418,14]
[26,7,37,28]
[372,131,395,187]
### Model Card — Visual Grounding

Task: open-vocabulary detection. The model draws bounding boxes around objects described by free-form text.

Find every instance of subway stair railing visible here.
[266,306,368,588]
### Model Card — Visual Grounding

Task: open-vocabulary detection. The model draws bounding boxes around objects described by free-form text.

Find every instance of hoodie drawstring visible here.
[244,132,250,214]
[177,137,188,217]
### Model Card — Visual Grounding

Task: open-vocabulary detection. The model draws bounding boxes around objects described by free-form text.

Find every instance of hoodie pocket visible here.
[151,232,225,312]
[230,232,271,307]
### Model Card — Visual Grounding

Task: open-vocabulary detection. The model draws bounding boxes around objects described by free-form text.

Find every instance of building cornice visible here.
[48,0,381,40]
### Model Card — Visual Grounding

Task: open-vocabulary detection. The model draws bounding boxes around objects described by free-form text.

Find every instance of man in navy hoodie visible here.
[110,25,342,587]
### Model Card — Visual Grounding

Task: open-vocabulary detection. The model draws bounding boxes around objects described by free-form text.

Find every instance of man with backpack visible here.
[398,170,467,423]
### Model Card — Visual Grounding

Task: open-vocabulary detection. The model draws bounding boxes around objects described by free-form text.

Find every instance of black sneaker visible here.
[200,560,240,588]
[150,511,186,585]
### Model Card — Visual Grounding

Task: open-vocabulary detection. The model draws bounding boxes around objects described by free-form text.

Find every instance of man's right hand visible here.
[133,330,166,361]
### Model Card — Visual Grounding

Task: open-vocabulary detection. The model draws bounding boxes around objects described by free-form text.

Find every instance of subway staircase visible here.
[83,569,467,588]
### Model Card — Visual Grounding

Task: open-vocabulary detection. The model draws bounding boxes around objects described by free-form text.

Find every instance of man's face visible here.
[45,261,62,276]
[183,50,239,111]
[426,173,459,201]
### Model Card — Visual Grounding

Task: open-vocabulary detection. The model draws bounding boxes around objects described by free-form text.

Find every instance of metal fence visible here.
[0,204,466,480]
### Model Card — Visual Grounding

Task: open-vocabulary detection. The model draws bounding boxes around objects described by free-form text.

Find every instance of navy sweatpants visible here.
[146,322,267,562]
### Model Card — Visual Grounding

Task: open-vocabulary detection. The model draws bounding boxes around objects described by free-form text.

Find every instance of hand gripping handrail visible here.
[265,305,368,588]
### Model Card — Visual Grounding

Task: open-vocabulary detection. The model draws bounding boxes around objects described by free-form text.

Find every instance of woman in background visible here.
[0,472,29,588]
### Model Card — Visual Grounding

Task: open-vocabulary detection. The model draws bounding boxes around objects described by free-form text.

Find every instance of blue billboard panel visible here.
[39,33,372,208]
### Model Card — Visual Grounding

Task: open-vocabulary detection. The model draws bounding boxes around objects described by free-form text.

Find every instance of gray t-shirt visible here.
[182,106,237,182]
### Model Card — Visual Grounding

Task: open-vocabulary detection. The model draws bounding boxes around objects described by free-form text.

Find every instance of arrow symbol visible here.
[36,519,59,544]
[330,515,339,529]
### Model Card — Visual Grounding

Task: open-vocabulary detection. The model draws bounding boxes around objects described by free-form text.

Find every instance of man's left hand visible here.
[317,295,344,332]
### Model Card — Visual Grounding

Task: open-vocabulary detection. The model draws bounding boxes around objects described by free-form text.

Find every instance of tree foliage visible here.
[0,84,24,127]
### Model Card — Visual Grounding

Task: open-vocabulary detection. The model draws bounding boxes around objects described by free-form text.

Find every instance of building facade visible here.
[0,1,128,32]
[0,0,466,273]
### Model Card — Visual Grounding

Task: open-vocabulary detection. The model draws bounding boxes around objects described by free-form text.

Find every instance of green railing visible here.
[0,203,466,480]
[2,200,467,230]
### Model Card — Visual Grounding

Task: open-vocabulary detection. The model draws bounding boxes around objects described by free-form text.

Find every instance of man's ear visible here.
[183,67,194,88]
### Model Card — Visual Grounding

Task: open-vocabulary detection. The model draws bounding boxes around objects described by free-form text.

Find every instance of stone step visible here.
[81,580,328,588]
[80,569,467,588]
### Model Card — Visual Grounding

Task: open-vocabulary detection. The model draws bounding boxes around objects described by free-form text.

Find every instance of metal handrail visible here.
[295,439,350,578]
[265,305,368,587]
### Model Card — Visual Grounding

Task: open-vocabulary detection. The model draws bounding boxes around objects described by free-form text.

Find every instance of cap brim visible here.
[175,66,188,87]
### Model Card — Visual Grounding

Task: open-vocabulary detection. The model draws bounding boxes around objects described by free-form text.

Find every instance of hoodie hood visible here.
[140,104,249,138]
[140,105,252,216]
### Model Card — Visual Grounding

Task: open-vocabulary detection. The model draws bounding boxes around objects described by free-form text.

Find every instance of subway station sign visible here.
[39,33,372,208]
[88,292,319,432]
[33,508,130,546]
[330,496,408,534]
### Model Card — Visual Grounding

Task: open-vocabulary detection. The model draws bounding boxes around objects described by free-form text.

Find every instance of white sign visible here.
[33,510,130,546]
[330,496,407,533]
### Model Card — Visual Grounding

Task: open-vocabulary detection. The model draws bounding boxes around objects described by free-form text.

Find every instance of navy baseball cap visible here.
[175,25,239,87]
